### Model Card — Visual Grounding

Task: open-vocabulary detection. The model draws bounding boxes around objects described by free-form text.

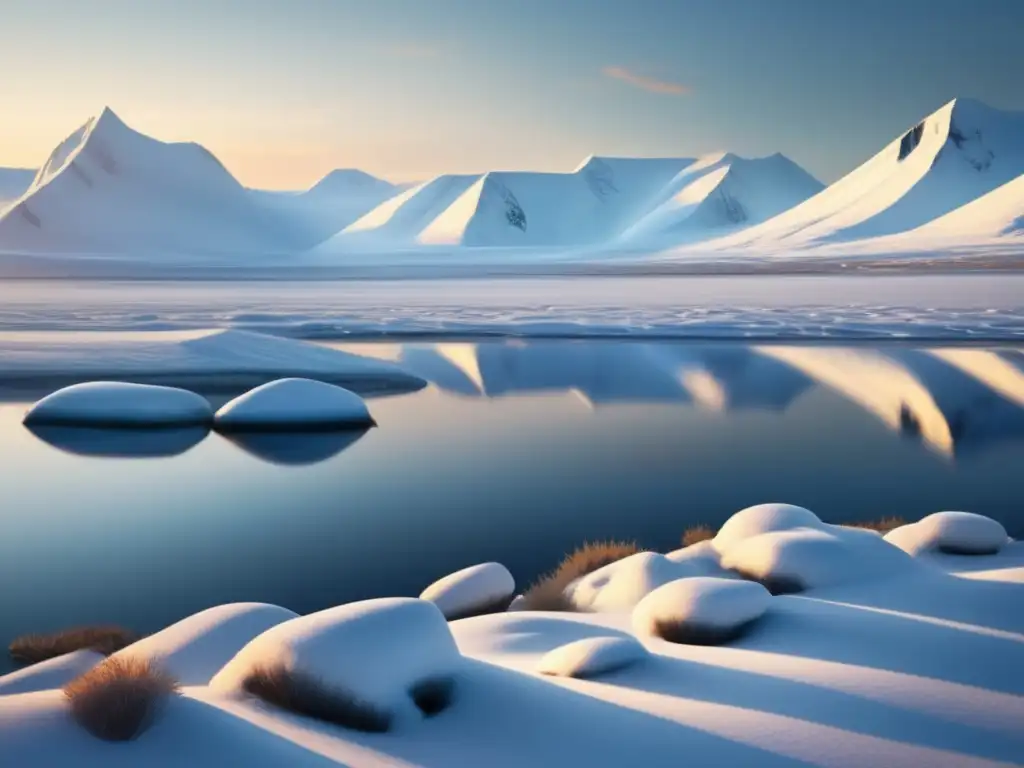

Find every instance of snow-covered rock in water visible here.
[214,378,375,431]
[569,552,694,612]
[721,526,915,593]
[110,603,297,685]
[211,598,462,723]
[0,650,103,696]
[538,636,648,678]
[712,503,823,552]
[885,512,1010,556]
[23,382,212,428]
[420,562,515,620]
[633,577,771,644]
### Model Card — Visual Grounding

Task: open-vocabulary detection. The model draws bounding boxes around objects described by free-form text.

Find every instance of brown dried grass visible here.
[681,525,715,547]
[521,540,638,611]
[64,657,178,742]
[10,626,139,665]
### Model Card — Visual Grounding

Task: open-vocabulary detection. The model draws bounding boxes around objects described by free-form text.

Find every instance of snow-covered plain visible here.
[1,504,1021,767]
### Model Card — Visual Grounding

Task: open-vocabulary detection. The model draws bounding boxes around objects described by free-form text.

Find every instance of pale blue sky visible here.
[0,0,1020,188]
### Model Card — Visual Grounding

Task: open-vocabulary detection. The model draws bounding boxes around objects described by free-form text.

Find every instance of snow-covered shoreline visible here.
[1,505,1021,766]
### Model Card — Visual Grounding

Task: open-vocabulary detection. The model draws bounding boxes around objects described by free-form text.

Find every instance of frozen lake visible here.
[0,273,1022,338]
[2,337,1023,671]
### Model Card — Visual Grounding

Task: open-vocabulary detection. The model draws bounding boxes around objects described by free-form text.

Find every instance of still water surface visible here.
[1,339,1022,670]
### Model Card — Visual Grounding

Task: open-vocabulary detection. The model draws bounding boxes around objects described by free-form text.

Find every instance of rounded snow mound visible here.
[111,603,298,685]
[420,562,516,621]
[885,512,1009,556]
[713,503,823,551]
[633,577,770,645]
[721,526,915,593]
[570,552,699,612]
[664,539,733,576]
[23,382,213,428]
[211,598,462,721]
[0,650,103,696]
[538,636,648,679]
[214,378,375,432]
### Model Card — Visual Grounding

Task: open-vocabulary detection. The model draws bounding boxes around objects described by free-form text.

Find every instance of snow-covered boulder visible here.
[506,595,527,612]
[420,563,516,620]
[885,512,1009,556]
[721,526,914,593]
[23,382,213,428]
[214,378,375,431]
[664,539,734,577]
[211,598,462,724]
[713,503,823,551]
[569,552,694,612]
[538,636,648,679]
[111,603,297,685]
[0,650,103,696]
[632,577,771,644]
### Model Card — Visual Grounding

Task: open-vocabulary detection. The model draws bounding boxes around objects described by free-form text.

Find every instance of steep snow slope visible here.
[908,173,1024,239]
[249,169,399,246]
[0,168,35,208]
[693,98,1024,252]
[418,157,692,247]
[620,153,823,246]
[326,174,481,249]
[0,109,319,255]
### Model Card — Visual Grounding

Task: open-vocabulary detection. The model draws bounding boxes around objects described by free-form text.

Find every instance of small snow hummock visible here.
[420,563,516,621]
[569,552,697,612]
[111,603,298,686]
[632,577,771,645]
[713,503,916,593]
[23,382,213,428]
[538,636,648,679]
[885,511,1010,556]
[0,650,103,696]
[213,378,375,431]
[211,598,463,725]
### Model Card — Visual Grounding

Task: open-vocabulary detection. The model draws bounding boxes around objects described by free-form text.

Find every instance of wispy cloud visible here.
[602,66,690,96]
[386,43,445,60]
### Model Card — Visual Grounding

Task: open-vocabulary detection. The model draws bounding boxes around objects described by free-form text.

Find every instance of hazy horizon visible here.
[1,0,1022,190]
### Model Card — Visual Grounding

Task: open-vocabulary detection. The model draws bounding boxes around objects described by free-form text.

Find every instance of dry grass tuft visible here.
[681,525,715,547]
[64,657,179,742]
[844,516,906,534]
[521,540,638,612]
[242,665,391,733]
[10,626,139,665]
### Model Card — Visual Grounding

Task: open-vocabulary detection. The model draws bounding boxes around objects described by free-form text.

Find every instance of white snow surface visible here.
[23,381,212,427]
[419,562,516,620]
[111,603,299,685]
[0,650,103,696]
[211,598,462,718]
[713,503,823,552]
[569,552,712,612]
[632,577,771,635]
[537,636,648,678]
[0,328,424,390]
[885,512,1010,556]
[213,378,375,430]
[2,511,1023,766]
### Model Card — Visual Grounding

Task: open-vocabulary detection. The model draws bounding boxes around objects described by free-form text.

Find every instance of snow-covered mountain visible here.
[249,169,400,247]
[417,157,692,247]
[690,98,1024,253]
[0,168,35,208]
[618,152,823,247]
[0,109,400,255]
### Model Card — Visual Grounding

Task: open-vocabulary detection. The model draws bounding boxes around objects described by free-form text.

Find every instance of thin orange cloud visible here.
[602,66,690,95]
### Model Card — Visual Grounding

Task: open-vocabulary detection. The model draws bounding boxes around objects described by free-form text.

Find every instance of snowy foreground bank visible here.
[1,505,1022,767]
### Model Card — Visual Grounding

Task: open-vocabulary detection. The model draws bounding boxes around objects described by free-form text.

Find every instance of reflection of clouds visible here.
[397,340,1024,459]
[225,429,369,467]
[25,425,210,459]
